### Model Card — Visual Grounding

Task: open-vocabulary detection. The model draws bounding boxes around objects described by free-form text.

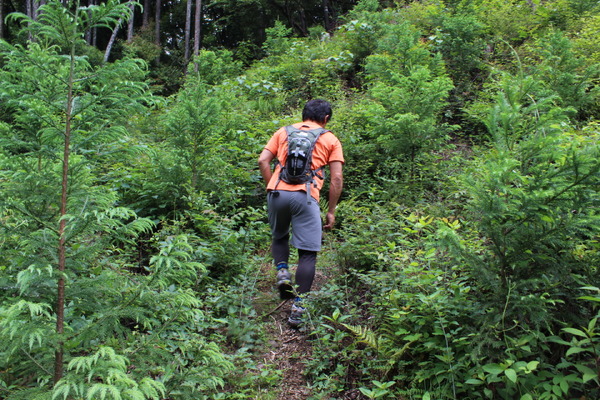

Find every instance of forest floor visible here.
[252,253,335,400]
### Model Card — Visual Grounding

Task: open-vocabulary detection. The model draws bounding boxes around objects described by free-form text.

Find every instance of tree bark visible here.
[0,0,5,40]
[104,17,122,63]
[155,0,161,46]
[54,35,77,387]
[34,0,44,19]
[26,0,32,41]
[297,7,307,36]
[154,0,161,64]
[193,0,201,72]
[142,0,150,27]
[127,1,135,42]
[184,0,192,63]
[85,0,96,45]
[322,0,330,31]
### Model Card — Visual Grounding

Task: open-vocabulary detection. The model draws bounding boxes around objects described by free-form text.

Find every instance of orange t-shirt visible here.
[265,122,344,202]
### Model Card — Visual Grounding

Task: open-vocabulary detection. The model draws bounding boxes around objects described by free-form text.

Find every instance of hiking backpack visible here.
[276,125,329,203]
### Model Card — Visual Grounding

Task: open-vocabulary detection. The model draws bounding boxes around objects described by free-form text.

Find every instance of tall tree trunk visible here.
[142,0,149,27]
[85,0,95,45]
[154,0,161,46]
[127,1,135,42]
[26,0,32,41]
[184,0,192,63]
[322,0,330,31]
[193,0,201,72]
[104,17,122,63]
[154,0,161,64]
[0,0,5,40]
[34,0,44,19]
[297,8,307,36]
[54,33,77,387]
[85,0,91,44]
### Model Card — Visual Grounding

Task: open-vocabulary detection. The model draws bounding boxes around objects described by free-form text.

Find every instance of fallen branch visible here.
[259,299,291,319]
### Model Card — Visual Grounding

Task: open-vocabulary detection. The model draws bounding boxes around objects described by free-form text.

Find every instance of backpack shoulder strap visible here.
[284,126,329,139]
[284,125,294,136]
[310,128,330,135]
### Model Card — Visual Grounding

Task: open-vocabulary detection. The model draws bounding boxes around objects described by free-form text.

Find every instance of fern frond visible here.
[67,355,92,375]
[121,389,145,400]
[0,300,54,351]
[6,388,52,400]
[341,322,380,351]
[86,383,118,400]
[388,334,422,364]
[139,378,166,400]
[5,299,53,319]
[51,381,73,400]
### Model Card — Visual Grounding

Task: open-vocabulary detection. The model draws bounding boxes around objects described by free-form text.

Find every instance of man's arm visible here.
[324,161,343,230]
[258,149,275,185]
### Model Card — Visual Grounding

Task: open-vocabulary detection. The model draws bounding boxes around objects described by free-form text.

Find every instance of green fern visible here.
[0,300,54,354]
[5,388,52,400]
[341,322,380,351]
[54,346,166,400]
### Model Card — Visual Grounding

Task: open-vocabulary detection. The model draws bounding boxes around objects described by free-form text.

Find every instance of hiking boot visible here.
[276,267,294,299]
[288,303,306,328]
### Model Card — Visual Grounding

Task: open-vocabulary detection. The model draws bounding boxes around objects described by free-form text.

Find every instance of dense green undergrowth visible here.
[0,0,599,399]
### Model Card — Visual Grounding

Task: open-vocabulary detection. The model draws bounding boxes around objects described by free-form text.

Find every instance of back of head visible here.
[302,99,332,124]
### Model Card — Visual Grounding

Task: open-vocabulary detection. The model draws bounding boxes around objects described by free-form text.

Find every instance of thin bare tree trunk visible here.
[34,0,44,19]
[85,0,96,45]
[127,1,135,42]
[322,0,330,31]
[26,0,32,41]
[54,37,77,387]
[154,0,161,64]
[184,0,192,63]
[155,0,161,46]
[193,0,201,72]
[85,3,91,43]
[142,0,149,27]
[0,0,5,40]
[104,17,123,63]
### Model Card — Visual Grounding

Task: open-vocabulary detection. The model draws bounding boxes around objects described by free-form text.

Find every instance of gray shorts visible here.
[267,190,322,252]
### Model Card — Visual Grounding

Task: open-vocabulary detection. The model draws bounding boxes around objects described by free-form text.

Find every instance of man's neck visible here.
[302,119,326,128]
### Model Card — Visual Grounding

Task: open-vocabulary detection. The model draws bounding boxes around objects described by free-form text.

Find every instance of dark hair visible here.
[302,99,332,124]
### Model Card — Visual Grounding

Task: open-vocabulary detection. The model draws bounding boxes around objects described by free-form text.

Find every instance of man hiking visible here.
[258,99,344,327]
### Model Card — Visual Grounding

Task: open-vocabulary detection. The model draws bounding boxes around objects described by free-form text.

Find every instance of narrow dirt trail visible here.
[253,261,330,400]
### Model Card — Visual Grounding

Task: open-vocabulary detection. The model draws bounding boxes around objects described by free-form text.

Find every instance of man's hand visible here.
[323,211,335,230]
[324,161,343,230]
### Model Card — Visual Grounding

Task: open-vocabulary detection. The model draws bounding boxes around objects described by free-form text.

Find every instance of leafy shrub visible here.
[432,11,489,124]
[573,13,600,64]
[525,31,600,120]
[308,204,483,398]
[262,21,294,57]
[190,49,243,85]
[359,20,454,190]
[473,0,549,43]
[463,102,600,310]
